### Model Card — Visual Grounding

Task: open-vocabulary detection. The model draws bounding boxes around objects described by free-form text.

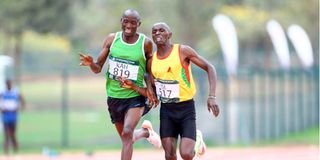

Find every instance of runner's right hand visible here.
[79,53,93,66]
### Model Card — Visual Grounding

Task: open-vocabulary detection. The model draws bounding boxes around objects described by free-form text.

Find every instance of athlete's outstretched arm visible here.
[144,38,159,107]
[180,45,219,117]
[79,33,115,74]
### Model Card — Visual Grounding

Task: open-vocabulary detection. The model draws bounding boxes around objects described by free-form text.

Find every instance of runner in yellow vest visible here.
[79,9,160,160]
[119,22,219,160]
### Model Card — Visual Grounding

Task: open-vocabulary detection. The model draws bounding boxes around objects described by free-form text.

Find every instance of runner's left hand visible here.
[207,98,219,117]
[147,88,159,108]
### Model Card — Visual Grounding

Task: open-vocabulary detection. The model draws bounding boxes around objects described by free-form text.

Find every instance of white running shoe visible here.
[194,129,206,156]
[141,120,162,148]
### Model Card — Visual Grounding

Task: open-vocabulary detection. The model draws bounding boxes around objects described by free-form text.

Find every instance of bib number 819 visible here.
[113,68,130,78]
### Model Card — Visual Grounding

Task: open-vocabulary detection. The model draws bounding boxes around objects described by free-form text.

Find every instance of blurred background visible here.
[0,0,318,155]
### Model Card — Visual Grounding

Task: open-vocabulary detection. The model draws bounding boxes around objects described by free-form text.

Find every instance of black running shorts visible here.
[160,99,196,141]
[107,96,150,124]
[3,121,16,132]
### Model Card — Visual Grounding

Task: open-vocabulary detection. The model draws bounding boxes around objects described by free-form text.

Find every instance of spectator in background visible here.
[0,79,25,155]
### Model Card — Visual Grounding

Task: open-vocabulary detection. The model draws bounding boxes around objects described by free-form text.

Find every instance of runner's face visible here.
[152,25,171,45]
[121,16,140,37]
[5,80,11,89]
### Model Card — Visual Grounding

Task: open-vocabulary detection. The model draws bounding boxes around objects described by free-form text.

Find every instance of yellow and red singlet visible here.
[151,44,196,103]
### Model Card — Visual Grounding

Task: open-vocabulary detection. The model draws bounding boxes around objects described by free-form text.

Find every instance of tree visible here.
[0,0,72,84]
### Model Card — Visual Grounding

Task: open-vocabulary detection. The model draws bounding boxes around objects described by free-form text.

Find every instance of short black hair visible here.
[153,22,172,32]
[122,9,141,21]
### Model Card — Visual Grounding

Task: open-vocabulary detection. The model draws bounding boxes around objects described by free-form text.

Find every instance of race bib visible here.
[155,79,180,103]
[1,100,19,111]
[108,56,139,81]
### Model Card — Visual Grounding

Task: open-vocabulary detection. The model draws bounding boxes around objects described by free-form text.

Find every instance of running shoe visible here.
[194,129,206,156]
[141,120,162,148]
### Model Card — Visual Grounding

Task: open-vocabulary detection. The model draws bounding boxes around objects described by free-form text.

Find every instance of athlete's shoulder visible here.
[178,44,199,61]
[103,32,118,48]
[137,33,150,44]
[179,44,197,54]
[144,36,153,46]
[179,44,193,51]
[143,35,153,56]
[106,32,117,41]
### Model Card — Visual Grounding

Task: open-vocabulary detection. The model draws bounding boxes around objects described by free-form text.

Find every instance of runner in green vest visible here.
[79,9,160,160]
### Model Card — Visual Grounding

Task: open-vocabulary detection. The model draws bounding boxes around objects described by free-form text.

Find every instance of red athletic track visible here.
[0,145,318,160]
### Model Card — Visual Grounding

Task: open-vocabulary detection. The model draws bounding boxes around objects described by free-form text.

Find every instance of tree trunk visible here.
[177,0,196,46]
[3,32,13,55]
[13,34,22,86]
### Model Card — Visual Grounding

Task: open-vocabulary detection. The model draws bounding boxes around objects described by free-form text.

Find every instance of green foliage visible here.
[20,31,72,73]
[220,5,269,49]
[0,0,72,35]
[23,31,71,54]
[0,0,75,81]
[1,0,316,72]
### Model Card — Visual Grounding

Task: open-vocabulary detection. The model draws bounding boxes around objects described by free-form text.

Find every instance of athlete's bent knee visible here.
[180,151,194,160]
[122,126,133,139]
[165,152,177,160]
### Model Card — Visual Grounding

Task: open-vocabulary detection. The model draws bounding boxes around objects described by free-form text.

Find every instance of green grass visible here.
[0,110,317,153]
[0,76,159,153]
[1,76,316,154]
[0,110,159,153]
[241,127,320,147]
[21,76,107,110]
[270,127,319,146]
[0,110,121,153]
